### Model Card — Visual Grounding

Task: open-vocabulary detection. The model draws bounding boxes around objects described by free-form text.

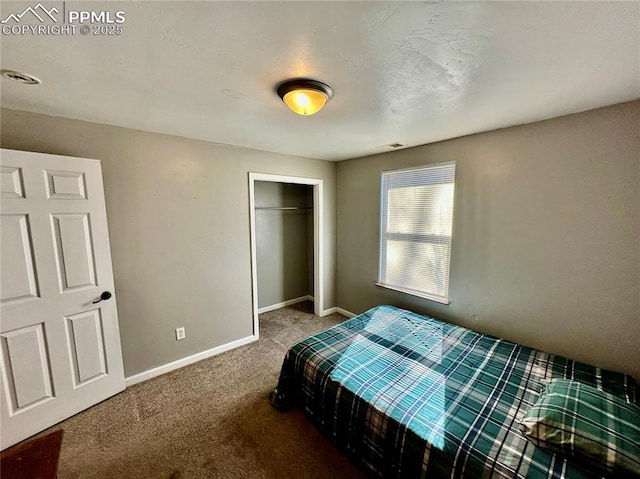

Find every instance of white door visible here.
[0,149,125,450]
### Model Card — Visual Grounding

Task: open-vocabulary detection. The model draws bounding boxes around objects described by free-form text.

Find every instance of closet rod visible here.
[255,206,313,210]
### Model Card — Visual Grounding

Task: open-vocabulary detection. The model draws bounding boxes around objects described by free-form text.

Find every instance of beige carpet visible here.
[29,302,366,479]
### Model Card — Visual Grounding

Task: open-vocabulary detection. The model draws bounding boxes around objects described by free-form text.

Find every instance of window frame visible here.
[376,161,456,305]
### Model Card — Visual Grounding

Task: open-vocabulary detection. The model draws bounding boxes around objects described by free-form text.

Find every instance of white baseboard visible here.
[257,295,313,314]
[336,307,356,318]
[125,334,258,387]
[321,307,357,318]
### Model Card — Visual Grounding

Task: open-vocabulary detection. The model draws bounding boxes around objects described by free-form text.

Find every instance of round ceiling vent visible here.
[1,70,41,85]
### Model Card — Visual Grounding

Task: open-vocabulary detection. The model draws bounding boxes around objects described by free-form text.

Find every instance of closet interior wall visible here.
[254,181,314,309]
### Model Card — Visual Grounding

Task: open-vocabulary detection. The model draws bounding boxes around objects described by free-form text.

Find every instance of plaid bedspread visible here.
[270,305,637,479]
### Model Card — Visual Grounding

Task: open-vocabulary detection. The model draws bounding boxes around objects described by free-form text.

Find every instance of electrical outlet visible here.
[175,327,186,340]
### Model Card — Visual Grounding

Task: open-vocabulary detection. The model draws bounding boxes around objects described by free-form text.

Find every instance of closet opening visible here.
[248,173,323,337]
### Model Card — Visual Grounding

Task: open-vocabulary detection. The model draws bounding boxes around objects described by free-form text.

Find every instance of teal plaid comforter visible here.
[270,305,637,478]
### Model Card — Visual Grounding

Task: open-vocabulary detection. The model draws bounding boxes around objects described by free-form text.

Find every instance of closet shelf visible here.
[255,206,313,210]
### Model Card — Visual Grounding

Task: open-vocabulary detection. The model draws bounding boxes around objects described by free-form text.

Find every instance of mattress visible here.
[270,305,637,478]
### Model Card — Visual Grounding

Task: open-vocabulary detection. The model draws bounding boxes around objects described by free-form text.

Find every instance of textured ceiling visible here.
[1,1,638,161]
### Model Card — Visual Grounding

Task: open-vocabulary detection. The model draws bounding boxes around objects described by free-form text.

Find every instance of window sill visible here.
[374,282,451,305]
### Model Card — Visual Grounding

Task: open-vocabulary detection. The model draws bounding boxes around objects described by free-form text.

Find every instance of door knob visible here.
[93,291,112,304]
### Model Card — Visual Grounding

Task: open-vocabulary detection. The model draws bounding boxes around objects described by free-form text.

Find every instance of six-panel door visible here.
[0,149,125,450]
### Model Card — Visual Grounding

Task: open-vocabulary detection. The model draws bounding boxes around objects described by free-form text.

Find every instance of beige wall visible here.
[2,101,638,381]
[336,100,640,380]
[0,108,337,377]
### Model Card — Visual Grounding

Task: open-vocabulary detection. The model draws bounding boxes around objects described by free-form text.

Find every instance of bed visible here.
[270,305,638,478]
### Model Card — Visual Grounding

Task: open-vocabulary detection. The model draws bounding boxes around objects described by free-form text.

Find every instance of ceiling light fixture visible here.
[277,79,333,116]
[1,70,41,85]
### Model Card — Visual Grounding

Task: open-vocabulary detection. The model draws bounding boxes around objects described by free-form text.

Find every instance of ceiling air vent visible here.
[374,142,405,150]
[1,70,41,85]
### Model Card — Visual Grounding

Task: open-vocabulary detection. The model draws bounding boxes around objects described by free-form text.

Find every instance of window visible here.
[377,162,456,304]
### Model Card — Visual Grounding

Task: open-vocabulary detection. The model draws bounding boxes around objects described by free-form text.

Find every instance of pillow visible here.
[520,379,640,477]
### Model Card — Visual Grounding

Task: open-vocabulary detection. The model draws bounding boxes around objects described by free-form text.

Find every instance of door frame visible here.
[248,173,323,336]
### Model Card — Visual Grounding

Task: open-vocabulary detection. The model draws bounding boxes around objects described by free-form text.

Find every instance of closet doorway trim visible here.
[248,172,324,337]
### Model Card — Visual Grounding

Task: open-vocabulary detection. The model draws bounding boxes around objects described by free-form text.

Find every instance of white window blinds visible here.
[378,162,456,304]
